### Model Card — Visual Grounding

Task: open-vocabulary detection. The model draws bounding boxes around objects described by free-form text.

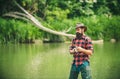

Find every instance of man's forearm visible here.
[69,47,92,55]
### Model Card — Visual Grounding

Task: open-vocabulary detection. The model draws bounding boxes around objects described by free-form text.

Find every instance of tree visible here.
[106,0,120,15]
[3,1,75,38]
[0,0,16,16]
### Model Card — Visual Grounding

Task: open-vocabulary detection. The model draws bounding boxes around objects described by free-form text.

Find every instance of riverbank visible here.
[33,39,104,44]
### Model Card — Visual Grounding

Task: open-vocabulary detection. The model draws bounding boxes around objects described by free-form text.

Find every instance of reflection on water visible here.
[0,42,120,79]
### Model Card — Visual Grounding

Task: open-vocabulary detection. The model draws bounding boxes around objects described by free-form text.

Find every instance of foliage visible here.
[44,15,120,41]
[103,16,120,41]
[68,1,94,18]
[106,0,120,15]
[0,0,120,43]
[0,0,16,16]
[46,7,70,21]
[0,18,41,43]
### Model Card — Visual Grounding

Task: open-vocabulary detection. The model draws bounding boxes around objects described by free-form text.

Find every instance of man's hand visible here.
[76,47,84,52]
[69,47,79,54]
[69,47,78,54]
[73,48,78,52]
[76,46,92,55]
[69,49,75,54]
[69,46,92,55]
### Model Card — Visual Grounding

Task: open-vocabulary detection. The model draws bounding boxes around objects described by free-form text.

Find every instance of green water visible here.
[0,42,120,79]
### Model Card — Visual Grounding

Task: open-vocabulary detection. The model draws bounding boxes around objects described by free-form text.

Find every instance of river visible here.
[0,42,120,79]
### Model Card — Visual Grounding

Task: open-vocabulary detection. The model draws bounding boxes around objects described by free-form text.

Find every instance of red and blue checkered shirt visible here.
[69,35,93,66]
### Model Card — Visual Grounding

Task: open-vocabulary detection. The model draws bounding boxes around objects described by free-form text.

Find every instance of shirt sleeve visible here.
[69,39,76,50]
[85,37,94,53]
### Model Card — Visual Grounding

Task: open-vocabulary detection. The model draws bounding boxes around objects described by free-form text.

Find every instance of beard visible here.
[76,32,83,39]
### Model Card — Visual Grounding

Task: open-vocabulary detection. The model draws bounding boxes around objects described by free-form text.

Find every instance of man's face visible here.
[76,27,85,34]
[76,27,85,39]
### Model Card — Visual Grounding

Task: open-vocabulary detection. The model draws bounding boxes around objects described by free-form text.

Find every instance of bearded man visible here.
[69,23,94,79]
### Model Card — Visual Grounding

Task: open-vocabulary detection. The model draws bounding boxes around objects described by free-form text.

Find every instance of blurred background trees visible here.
[0,0,120,43]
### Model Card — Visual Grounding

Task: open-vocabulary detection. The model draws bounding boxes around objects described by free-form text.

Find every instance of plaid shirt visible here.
[69,35,93,66]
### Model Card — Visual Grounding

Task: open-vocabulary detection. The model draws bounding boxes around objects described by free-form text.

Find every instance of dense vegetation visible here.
[0,0,120,43]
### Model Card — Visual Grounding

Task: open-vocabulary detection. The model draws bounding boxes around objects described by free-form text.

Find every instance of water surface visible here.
[0,42,120,79]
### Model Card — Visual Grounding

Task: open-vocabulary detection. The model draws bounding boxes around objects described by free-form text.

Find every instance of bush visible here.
[0,18,41,43]
[103,16,120,41]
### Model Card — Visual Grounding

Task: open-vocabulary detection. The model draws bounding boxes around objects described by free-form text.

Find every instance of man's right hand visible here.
[69,49,75,54]
[73,48,78,52]
[69,47,78,54]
